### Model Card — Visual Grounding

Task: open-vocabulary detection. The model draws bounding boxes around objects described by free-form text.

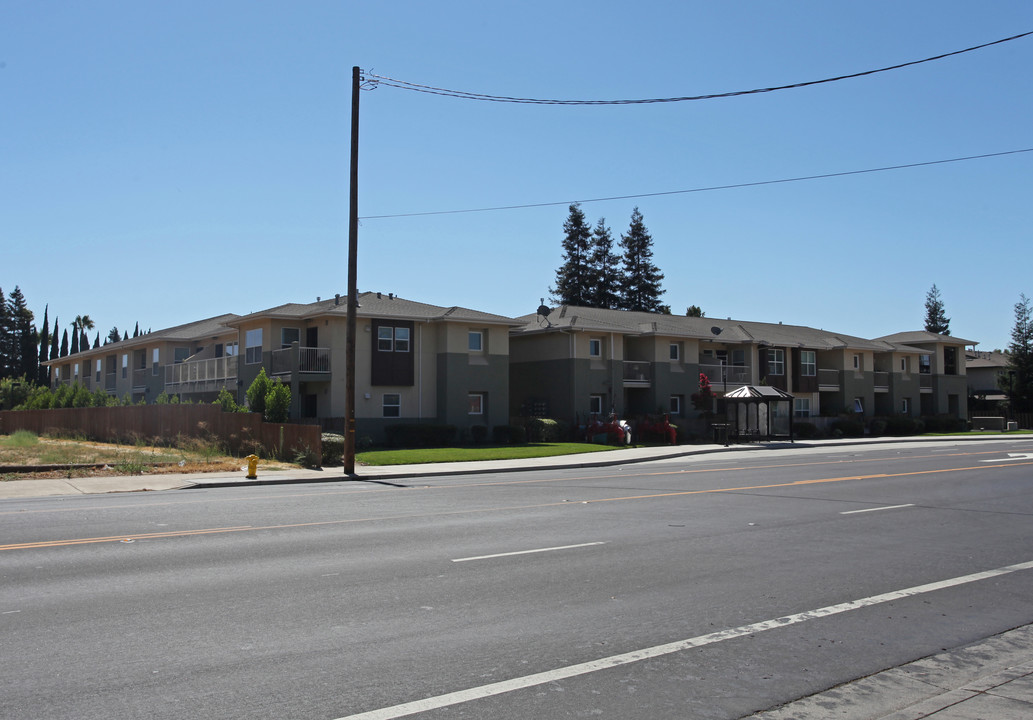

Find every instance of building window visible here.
[468,331,483,352]
[382,393,400,417]
[121,354,128,379]
[151,349,160,376]
[854,398,864,414]
[225,342,238,356]
[74,363,80,380]
[669,343,680,361]
[800,350,816,376]
[468,393,484,415]
[378,326,410,353]
[96,359,102,382]
[794,398,811,417]
[245,329,263,364]
[902,398,910,414]
[281,327,300,349]
[589,338,602,357]
[731,349,746,366]
[853,354,861,370]
[670,395,682,416]
[900,357,909,373]
[944,347,958,375]
[919,354,931,374]
[768,349,784,375]
[589,394,604,415]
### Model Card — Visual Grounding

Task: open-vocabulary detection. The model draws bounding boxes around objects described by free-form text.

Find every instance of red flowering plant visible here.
[690,372,716,416]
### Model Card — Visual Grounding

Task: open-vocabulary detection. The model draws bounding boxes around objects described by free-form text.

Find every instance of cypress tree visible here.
[60,329,69,357]
[70,320,80,355]
[38,305,50,385]
[8,287,37,379]
[50,316,60,361]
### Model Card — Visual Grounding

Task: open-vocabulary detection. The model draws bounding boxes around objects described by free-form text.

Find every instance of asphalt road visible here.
[2,440,1032,719]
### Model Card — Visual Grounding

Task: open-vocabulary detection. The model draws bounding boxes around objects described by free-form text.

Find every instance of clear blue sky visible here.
[2,1,1030,351]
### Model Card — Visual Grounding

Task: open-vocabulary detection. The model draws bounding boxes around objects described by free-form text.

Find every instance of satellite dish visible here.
[711,326,722,335]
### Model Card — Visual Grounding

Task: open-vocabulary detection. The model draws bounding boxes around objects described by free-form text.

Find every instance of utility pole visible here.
[344,66,360,474]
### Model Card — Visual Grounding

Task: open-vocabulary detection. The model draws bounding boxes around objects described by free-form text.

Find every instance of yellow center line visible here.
[4,458,1029,552]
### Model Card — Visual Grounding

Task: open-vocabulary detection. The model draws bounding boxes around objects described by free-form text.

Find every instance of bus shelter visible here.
[723,385,794,442]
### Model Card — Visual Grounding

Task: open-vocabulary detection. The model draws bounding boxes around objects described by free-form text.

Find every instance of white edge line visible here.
[841,504,916,515]
[334,559,1033,720]
[452,541,606,563]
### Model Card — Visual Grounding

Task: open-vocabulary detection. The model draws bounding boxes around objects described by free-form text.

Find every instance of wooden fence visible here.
[0,405,321,464]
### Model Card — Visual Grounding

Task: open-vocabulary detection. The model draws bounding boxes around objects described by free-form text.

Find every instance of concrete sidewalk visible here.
[2,434,1032,499]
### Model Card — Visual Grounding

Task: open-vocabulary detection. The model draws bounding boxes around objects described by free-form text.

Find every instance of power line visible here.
[367,31,1032,105]
[358,147,1033,220]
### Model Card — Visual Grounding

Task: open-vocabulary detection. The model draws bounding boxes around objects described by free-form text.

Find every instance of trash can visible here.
[245,454,259,479]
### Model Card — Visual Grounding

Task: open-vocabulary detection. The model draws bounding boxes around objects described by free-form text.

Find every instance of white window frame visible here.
[800,350,816,377]
[794,398,811,418]
[74,363,80,380]
[768,348,784,376]
[377,326,393,352]
[902,398,910,414]
[151,348,160,376]
[853,354,861,370]
[382,393,401,418]
[245,329,263,365]
[589,394,604,415]
[468,330,483,352]
[468,393,484,415]
[588,338,602,358]
[669,343,680,362]
[96,359,103,382]
[669,394,682,416]
[225,342,238,357]
[394,327,410,353]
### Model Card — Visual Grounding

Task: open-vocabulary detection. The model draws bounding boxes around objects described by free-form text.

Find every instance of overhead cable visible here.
[366,30,1031,105]
[358,148,1033,219]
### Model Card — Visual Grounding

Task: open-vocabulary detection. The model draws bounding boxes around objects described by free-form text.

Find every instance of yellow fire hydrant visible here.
[245,454,259,479]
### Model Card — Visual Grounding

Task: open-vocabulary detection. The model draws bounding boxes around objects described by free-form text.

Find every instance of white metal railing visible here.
[699,362,751,386]
[165,356,237,387]
[272,346,331,375]
[874,371,889,390]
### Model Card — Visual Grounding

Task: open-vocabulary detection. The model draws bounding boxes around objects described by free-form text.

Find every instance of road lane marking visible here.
[982,452,1033,462]
[841,504,916,514]
[333,559,1033,720]
[452,542,606,563]
[7,460,1033,552]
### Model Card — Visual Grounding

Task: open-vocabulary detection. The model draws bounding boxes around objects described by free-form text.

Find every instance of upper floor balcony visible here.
[623,361,651,387]
[165,356,237,390]
[699,362,751,390]
[271,346,331,378]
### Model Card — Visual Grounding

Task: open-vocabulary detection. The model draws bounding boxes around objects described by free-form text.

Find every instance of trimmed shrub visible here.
[922,415,967,433]
[246,368,272,417]
[265,379,291,423]
[869,418,888,437]
[831,417,865,437]
[884,416,922,436]
[321,433,345,465]
[794,421,819,439]
[523,417,568,443]
[470,424,488,444]
[492,424,526,444]
[385,423,458,448]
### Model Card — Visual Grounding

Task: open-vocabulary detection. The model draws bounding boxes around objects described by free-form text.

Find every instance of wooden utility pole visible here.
[344,66,360,474]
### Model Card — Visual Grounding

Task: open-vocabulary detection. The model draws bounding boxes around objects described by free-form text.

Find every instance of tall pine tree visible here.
[8,287,37,379]
[923,284,951,335]
[1005,293,1033,413]
[586,218,621,309]
[618,207,666,312]
[551,204,593,306]
[0,285,11,377]
[50,315,60,361]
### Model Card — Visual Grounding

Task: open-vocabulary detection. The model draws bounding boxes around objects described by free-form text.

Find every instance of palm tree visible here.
[71,315,95,355]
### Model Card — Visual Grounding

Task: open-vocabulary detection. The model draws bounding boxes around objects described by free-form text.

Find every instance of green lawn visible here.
[356,442,618,466]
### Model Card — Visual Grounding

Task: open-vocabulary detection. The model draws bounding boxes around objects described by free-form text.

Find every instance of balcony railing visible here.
[818,368,840,390]
[623,361,652,385]
[699,363,751,387]
[165,356,237,387]
[132,367,149,389]
[873,371,889,392]
[271,346,331,376]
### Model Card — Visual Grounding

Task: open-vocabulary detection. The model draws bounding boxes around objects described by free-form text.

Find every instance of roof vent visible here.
[389,293,394,300]
[334,294,340,306]
[377,292,382,299]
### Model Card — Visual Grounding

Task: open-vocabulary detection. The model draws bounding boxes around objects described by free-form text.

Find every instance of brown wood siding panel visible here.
[370,319,415,386]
